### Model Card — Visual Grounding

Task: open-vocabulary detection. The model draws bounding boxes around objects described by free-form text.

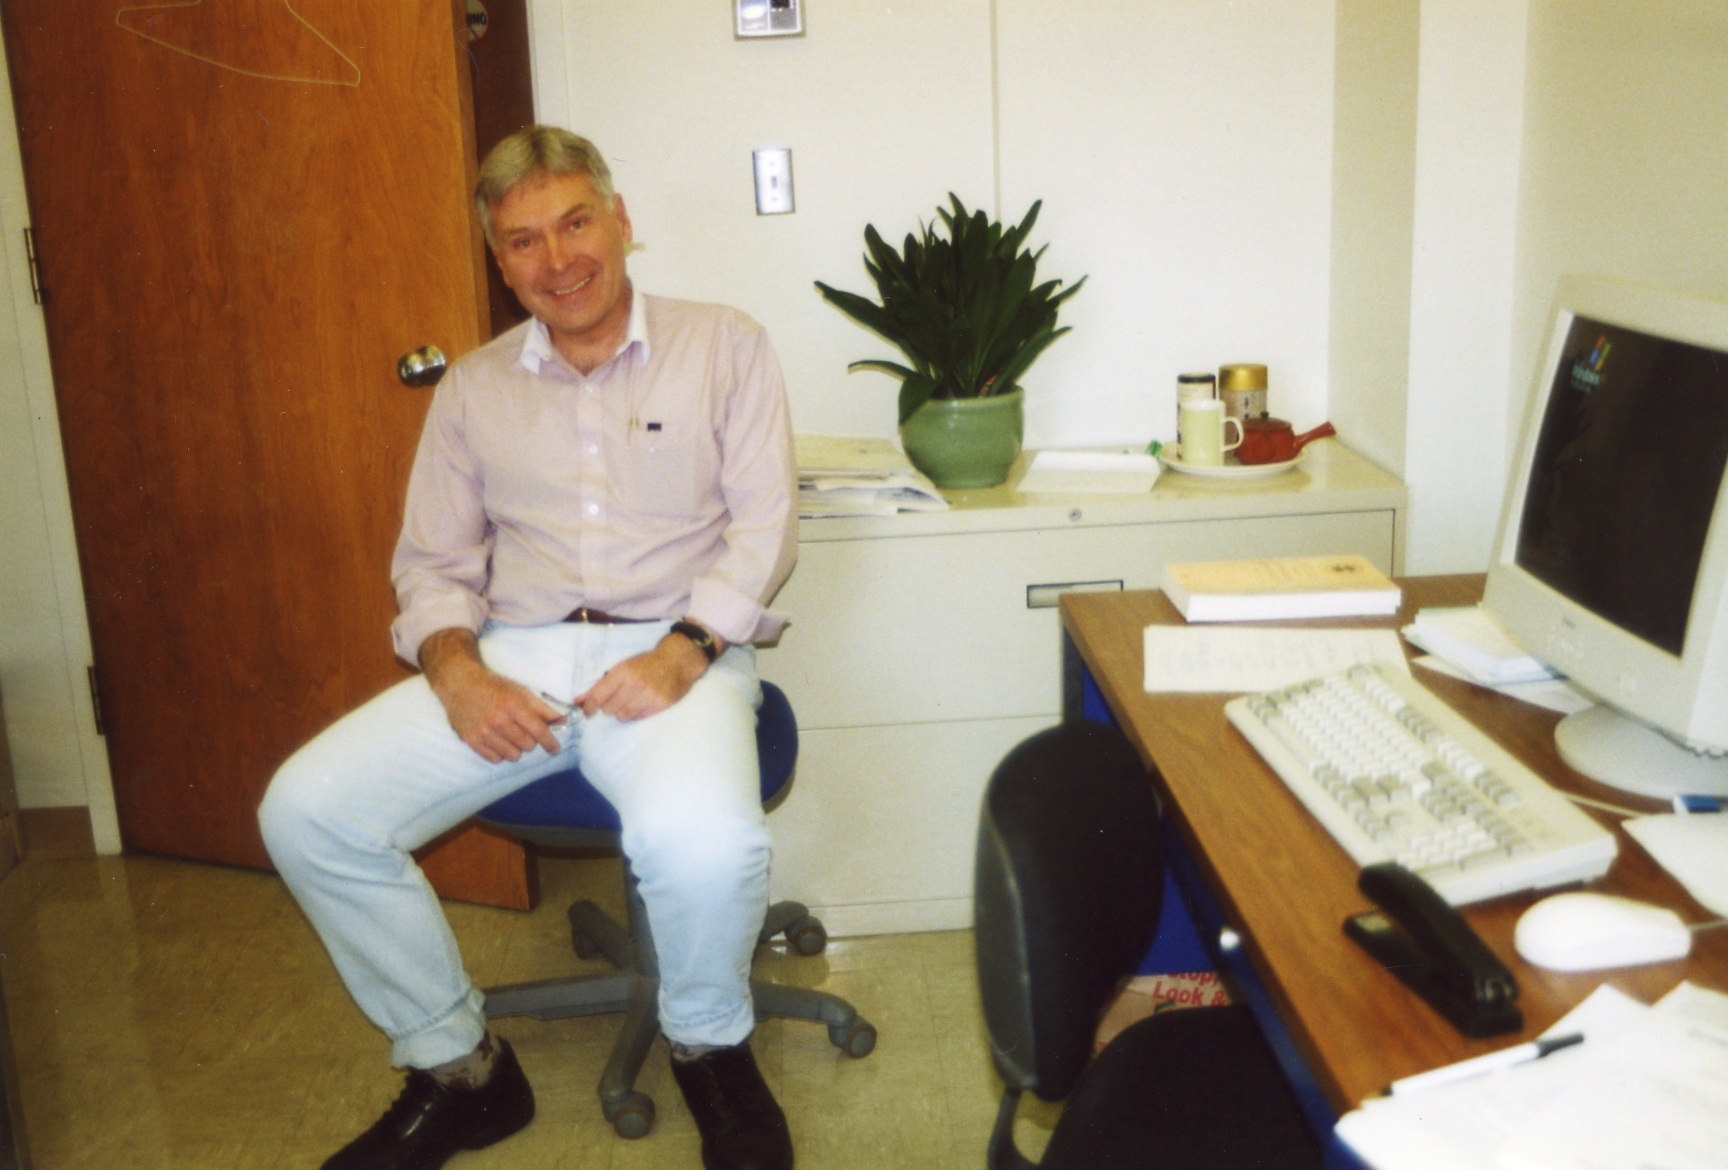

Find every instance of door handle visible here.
[396,345,447,387]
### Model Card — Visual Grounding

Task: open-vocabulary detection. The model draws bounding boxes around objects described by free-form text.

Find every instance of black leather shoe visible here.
[670,1042,793,1170]
[323,1038,534,1170]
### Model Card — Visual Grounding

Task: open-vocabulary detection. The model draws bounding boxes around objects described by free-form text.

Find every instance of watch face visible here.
[673,622,716,660]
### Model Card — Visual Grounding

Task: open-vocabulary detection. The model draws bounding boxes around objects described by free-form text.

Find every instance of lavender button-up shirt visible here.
[389,291,798,667]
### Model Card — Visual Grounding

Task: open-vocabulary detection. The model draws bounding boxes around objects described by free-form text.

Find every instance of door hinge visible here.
[87,665,105,736]
[22,227,42,305]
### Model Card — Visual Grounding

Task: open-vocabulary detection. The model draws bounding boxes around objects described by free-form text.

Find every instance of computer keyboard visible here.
[1224,662,1617,906]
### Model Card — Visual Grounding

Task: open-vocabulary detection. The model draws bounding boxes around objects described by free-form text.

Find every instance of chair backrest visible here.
[973,720,1163,1102]
[478,681,798,838]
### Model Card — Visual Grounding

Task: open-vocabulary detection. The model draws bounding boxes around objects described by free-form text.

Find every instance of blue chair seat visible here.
[476,681,874,1141]
[478,680,799,836]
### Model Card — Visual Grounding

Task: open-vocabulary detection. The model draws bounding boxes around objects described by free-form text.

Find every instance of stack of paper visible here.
[1337,982,1728,1170]
[1402,606,1556,685]
[794,434,948,518]
[1159,554,1402,622]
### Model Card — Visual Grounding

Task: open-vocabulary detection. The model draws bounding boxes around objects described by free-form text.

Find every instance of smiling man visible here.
[259,127,799,1170]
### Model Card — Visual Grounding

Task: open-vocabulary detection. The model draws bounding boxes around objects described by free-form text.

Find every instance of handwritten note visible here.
[1142,626,1409,693]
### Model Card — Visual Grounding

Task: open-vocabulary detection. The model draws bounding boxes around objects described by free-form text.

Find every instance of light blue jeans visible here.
[259,620,770,1069]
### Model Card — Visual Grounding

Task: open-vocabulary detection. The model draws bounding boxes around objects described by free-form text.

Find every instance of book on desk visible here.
[1160,553,1401,622]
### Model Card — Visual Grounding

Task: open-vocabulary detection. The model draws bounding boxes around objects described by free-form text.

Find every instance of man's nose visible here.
[544,233,576,270]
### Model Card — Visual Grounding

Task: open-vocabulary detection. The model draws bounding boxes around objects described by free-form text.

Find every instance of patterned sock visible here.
[428,1031,499,1090]
[670,1041,725,1064]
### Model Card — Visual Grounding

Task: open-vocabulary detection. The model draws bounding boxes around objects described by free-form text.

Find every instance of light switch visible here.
[753,148,794,215]
[736,0,803,38]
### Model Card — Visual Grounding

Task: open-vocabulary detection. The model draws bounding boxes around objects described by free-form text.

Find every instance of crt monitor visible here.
[1483,274,1728,799]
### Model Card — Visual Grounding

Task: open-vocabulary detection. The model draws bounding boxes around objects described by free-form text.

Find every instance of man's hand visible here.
[575,628,720,722]
[420,628,564,763]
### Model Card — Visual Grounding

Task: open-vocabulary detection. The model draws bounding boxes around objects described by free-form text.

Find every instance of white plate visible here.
[1158,444,1305,478]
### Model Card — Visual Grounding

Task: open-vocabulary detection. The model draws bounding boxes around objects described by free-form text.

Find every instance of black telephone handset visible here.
[1345,862,1522,1038]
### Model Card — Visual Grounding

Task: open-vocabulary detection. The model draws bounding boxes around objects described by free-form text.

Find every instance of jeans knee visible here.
[632,811,769,894]
[257,755,347,874]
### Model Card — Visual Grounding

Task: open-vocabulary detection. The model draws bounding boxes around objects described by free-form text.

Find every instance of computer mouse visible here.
[1514,892,1692,971]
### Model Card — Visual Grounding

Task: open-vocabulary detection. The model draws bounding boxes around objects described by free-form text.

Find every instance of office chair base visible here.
[484,897,875,1138]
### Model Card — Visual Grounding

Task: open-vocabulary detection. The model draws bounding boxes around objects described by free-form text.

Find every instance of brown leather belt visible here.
[562,606,656,625]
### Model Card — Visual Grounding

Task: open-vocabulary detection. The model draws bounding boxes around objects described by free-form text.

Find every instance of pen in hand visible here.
[539,690,577,718]
[1384,1032,1584,1097]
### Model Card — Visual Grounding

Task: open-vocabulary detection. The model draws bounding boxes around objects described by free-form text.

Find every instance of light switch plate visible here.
[753,149,794,215]
[736,0,802,38]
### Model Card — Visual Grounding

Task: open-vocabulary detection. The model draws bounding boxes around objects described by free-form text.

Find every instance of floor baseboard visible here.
[20,807,96,859]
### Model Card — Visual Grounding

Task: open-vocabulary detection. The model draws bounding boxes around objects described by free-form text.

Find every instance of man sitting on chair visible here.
[259,125,798,1170]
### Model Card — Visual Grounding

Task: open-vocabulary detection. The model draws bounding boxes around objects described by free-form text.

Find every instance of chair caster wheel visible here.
[786,915,827,956]
[606,1091,655,1139]
[831,1018,877,1058]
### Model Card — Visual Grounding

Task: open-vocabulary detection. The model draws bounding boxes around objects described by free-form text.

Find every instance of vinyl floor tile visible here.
[0,853,1034,1169]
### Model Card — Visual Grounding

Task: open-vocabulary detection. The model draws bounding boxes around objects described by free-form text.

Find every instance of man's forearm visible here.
[418,627,486,697]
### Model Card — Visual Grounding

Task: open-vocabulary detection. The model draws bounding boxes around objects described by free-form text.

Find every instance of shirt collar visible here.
[517,286,650,375]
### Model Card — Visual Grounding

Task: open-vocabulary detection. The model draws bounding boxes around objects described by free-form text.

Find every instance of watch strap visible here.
[670,620,719,663]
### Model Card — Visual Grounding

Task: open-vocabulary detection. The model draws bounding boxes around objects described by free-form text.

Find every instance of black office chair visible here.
[974,721,1321,1170]
[477,681,876,1139]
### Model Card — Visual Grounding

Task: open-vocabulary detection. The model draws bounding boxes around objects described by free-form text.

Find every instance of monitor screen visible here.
[1514,315,1728,657]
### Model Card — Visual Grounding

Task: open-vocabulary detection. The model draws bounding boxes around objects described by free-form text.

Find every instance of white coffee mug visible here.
[1178,398,1244,466]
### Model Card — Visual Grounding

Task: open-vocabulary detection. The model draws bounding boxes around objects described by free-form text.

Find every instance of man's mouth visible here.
[548,274,594,299]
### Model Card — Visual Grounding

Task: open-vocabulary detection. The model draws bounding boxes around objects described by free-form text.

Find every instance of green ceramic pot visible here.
[899,387,1025,489]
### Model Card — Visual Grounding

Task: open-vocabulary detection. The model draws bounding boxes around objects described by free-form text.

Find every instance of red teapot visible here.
[1236,419,1335,465]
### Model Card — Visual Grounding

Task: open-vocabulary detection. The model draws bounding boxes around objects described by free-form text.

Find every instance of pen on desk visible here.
[1384,1033,1584,1097]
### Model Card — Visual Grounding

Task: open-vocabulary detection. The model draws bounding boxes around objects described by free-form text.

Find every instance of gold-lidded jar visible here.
[1219,363,1268,421]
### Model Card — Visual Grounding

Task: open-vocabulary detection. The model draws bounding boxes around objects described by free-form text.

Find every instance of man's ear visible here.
[612,194,633,245]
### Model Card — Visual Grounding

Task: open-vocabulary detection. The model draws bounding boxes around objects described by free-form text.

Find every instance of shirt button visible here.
[587,444,599,455]
[587,503,600,515]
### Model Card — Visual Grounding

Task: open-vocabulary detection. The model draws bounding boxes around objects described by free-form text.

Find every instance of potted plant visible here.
[815,194,1085,489]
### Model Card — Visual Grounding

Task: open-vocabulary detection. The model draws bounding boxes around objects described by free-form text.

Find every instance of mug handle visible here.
[1222,417,1244,451]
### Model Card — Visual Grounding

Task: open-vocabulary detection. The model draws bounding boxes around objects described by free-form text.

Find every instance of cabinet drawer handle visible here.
[1026,580,1123,609]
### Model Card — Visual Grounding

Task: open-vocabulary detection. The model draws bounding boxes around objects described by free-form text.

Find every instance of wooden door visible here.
[1,0,533,906]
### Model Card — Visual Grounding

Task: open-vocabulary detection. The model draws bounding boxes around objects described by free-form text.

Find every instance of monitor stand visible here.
[1555,706,1728,799]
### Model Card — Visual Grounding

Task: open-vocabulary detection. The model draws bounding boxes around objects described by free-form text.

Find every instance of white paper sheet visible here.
[1017,450,1160,494]
[1499,983,1728,1170]
[1412,655,1594,716]
[1624,814,1728,919]
[1142,626,1409,693]
[1334,985,1651,1170]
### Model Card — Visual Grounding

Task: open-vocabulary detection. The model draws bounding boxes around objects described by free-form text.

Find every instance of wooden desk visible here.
[1061,576,1728,1115]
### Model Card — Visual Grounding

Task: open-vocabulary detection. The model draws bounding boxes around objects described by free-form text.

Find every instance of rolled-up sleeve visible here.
[390,371,493,666]
[687,320,798,646]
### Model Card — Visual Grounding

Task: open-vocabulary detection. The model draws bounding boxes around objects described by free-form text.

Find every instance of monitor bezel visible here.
[1483,274,1728,754]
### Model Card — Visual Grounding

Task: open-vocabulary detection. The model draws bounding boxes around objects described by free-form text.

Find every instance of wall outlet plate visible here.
[736,0,802,38]
[753,148,794,215]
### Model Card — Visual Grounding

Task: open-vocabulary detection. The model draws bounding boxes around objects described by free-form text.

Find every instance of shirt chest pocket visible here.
[612,427,715,519]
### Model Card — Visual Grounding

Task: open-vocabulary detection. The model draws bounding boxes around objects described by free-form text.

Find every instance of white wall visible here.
[1510,0,1728,437]
[994,1,1338,446]
[533,0,996,440]
[0,42,119,844]
[1329,0,1419,481]
[531,0,1337,449]
[1403,0,1528,572]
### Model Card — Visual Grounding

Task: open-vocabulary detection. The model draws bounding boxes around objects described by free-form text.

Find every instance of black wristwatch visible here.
[669,620,719,663]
